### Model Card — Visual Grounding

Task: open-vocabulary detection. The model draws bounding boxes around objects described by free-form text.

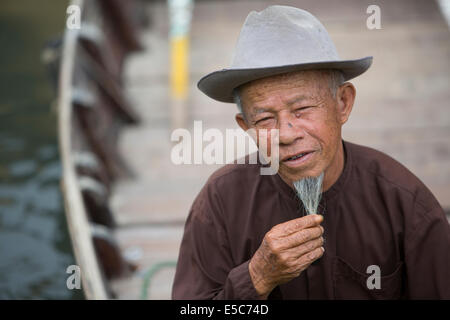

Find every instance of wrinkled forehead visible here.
[240,70,331,105]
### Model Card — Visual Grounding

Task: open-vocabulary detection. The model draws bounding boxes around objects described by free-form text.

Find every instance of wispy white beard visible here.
[293,172,325,215]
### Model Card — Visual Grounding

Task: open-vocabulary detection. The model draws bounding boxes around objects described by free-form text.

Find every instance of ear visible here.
[235,113,250,131]
[336,82,356,125]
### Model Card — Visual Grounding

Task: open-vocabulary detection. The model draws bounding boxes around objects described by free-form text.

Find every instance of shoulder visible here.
[191,154,261,216]
[205,153,262,190]
[345,140,441,213]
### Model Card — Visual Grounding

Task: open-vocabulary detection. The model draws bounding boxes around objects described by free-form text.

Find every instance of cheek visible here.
[254,128,275,156]
[319,115,342,159]
[303,110,341,154]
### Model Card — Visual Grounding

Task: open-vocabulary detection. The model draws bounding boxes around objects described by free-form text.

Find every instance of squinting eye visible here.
[255,117,273,124]
[295,107,310,117]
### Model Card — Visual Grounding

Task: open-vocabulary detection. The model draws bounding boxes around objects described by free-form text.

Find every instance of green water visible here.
[0,0,84,299]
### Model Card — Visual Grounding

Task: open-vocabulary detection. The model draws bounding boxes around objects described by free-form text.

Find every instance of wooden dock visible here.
[108,0,450,299]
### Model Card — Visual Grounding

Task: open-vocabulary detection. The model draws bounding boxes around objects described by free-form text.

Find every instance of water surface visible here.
[0,0,84,299]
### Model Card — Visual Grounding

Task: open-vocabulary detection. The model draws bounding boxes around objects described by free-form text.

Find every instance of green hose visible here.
[140,261,177,300]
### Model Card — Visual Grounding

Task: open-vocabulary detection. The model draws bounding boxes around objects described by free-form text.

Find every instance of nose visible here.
[278,114,304,145]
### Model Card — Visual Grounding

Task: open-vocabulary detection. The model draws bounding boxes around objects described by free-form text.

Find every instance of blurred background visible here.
[0,0,82,299]
[0,0,449,299]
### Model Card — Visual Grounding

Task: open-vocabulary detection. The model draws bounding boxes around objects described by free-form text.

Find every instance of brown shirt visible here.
[172,140,450,299]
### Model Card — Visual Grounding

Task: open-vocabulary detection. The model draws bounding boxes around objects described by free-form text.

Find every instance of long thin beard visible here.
[293,172,324,215]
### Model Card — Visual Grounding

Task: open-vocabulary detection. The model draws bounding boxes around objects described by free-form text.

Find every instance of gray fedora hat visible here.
[198,5,373,103]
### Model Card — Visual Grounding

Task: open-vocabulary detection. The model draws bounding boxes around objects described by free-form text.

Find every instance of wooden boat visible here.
[57,0,150,299]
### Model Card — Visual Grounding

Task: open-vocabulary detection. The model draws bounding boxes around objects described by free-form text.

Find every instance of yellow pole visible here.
[170,36,189,100]
[168,0,193,129]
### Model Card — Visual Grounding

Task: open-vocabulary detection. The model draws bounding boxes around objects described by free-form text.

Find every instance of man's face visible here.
[236,70,351,185]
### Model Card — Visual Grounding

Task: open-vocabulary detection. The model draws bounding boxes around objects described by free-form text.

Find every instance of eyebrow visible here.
[253,95,312,114]
[254,108,270,115]
[286,95,310,106]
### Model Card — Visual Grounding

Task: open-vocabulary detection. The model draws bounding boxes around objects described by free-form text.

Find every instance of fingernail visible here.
[315,215,323,223]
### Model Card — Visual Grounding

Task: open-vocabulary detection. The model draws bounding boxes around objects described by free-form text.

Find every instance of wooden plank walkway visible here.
[109,0,450,299]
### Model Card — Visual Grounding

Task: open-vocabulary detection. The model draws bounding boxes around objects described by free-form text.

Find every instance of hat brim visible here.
[197,56,373,103]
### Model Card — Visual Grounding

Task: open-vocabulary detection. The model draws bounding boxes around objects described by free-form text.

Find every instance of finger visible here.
[292,236,324,259]
[296,246,325,267]
[277,214,323,236]
[287,226,324,247]
[274,237,323,265]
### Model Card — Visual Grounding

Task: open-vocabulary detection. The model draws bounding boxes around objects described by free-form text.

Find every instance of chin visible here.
[280,165,322,183]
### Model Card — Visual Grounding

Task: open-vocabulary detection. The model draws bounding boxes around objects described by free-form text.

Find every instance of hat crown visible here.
[231,6,340,69]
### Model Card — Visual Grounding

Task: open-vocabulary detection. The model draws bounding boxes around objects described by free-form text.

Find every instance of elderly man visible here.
[172,6,450,299]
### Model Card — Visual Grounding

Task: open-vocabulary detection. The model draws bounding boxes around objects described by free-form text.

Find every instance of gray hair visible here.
[328,69,345,99]
[293,171,324,215]
[233,87,244,114]
[233,69,344,117]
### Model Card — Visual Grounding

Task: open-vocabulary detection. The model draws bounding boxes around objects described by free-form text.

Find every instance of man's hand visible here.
[248,214,325,299]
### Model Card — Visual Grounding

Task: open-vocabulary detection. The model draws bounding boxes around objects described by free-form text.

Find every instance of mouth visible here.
[282,150,315,167]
